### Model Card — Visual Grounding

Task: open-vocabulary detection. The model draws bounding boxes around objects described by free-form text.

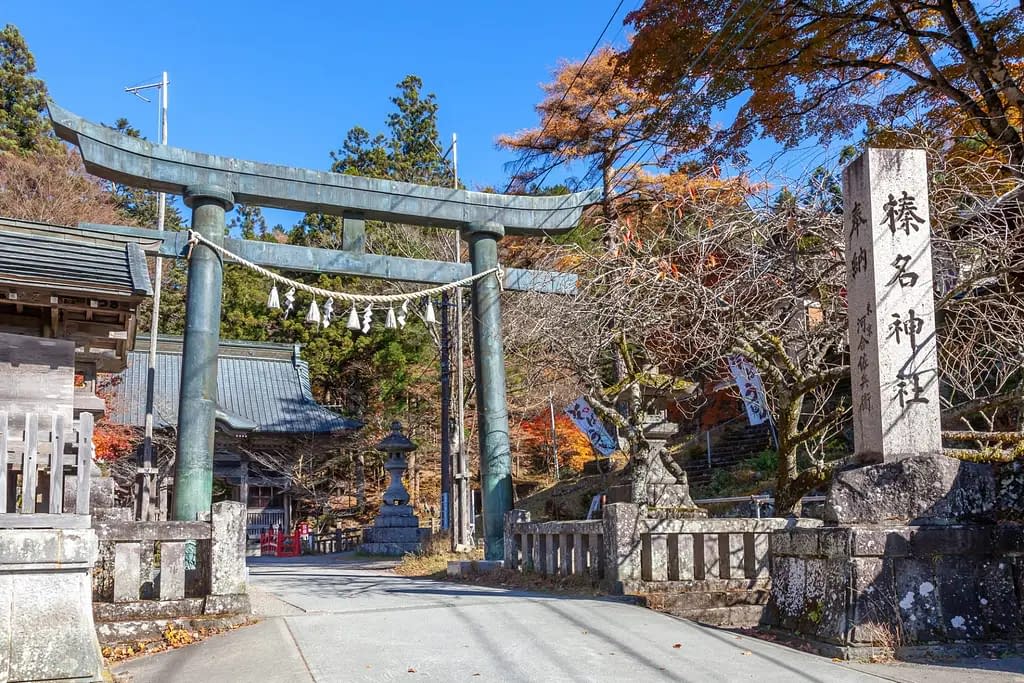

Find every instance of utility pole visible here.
[449,133,474,552]
[125,72,168,521]
[439,290,452,531]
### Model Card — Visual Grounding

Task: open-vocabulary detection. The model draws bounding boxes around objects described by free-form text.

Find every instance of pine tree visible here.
[0,25,58,154]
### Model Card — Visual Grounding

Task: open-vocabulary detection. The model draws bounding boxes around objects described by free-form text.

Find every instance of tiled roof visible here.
[108,338,360,434]
[0,218,152,296]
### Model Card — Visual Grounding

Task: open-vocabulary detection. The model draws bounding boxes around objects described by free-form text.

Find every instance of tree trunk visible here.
[774,393,802,515]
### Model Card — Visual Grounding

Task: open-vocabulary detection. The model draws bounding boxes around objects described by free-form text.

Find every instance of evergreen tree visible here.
[280,75,452,419]
[292,75,452,255]
[328,75,448,184]
[0,24,56,154]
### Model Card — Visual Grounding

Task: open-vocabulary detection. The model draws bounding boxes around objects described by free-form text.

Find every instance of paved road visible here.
[114,555,1024,683]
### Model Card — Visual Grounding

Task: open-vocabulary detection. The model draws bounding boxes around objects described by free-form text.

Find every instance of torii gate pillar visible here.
[174,185,233,522]
[464,222,513,560]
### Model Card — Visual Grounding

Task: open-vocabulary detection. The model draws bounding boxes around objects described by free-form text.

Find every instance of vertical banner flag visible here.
[727,355,770,426]
[564,397,617,457]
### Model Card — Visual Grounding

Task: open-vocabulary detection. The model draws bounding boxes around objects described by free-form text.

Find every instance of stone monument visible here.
[360,422,425,556]
[829,148,994,524]
[765,149,1021,657]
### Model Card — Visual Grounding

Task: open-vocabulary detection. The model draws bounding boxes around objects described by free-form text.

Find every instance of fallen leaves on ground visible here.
[101,618,256,663]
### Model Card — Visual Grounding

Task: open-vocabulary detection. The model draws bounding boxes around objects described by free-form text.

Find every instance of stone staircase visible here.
[683,423,773,489]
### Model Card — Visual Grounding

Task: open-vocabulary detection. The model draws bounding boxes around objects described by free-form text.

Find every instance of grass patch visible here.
[394,533,483,579]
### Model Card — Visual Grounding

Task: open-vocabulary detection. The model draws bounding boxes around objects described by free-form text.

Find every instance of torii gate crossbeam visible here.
[50,103,599,560]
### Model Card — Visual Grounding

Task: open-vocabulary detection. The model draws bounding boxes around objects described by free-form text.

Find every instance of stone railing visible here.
[503,511,604,577]
[307,528,362,554]
[91,501,250,646]
[635,517,800,584]
[505,504,822,595]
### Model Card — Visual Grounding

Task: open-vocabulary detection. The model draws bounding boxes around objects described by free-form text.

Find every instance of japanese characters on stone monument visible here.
[843,148,942,464]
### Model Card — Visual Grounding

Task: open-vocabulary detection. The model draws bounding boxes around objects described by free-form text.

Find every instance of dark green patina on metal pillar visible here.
[464,221,513,560]
[173,184,234,521]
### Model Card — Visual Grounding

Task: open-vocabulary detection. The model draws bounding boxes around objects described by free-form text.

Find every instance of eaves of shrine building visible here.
[0,216,152,375]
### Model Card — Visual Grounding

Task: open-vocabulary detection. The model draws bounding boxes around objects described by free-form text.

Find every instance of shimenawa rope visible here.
[185,230,502,304]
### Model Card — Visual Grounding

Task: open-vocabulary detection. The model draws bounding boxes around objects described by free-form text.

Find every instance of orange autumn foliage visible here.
[623,0,1024,168]
[92,375,141,462]
[520,413,598,474]
[93,422,138,462]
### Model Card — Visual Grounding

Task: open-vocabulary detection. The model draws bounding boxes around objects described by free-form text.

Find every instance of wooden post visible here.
[49,414,65,514]
[22,413,38,514]
[76,412,93,515]
[0,411,7,514]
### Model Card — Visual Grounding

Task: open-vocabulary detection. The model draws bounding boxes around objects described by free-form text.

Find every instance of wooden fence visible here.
[246,508,286,540]
[0,411,93,527]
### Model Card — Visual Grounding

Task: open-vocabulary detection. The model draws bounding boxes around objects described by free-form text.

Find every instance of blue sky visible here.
[9,1,643,227]
[9,1,849,227]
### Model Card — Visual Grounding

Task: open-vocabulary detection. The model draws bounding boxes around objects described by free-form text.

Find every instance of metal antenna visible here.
[125,71,169,522]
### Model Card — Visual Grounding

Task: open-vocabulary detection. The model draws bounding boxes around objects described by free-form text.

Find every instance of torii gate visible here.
[48,103,599,559]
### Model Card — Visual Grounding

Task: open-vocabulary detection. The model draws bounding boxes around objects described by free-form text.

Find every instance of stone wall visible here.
[767,523,1024,656]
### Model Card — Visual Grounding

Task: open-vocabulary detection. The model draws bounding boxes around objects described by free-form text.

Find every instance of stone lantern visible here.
[359,421,424,555]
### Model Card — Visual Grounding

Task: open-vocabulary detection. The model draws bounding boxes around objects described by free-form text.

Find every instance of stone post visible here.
[463,221,513,561]
[174,184,233,522]
[209,501,248,612]
[0,528,104,682]
[504,509,529,568]
[601,502,642,593]
[843,149,941,464]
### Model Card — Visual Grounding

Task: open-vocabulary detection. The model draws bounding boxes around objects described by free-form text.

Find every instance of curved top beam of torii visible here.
[48,102,602,235]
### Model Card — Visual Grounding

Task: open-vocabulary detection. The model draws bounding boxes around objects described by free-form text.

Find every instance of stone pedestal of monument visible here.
[362,504,424,556]
[360,422,425,556]
[766,512,1023,658]
[767,453,1020,658]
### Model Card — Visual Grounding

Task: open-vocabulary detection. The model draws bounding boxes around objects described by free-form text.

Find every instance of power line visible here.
[524,0,767,196]
[503,0,628,193]
[612,0,774,190]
